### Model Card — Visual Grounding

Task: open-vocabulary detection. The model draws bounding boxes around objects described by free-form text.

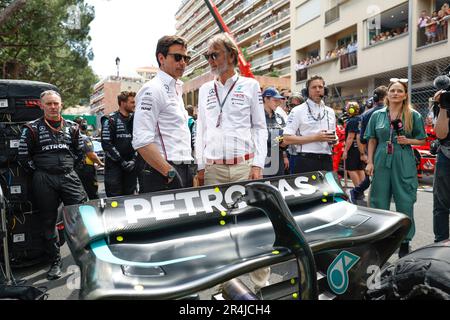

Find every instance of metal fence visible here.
[326,56,450,119]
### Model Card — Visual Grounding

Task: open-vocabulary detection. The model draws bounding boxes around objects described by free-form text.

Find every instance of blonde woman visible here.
[364,79,426,258]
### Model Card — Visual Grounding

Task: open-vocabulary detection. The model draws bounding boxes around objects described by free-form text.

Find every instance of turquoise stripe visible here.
[325,172,344,195]
[79,205,105,237]
[79,205,206,267]
[91,240,206,267]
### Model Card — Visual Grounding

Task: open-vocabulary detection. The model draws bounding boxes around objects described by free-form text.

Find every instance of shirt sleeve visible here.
[347,117,360,133]
[411,111,427,140]
[195,86,207,170]
[132,85,161,151]
[250,81,268,169]
[283,107,301,136]
[359,113,369,144]
[17,125,36,173]
[364,112,378,141]
[101,117,123,162]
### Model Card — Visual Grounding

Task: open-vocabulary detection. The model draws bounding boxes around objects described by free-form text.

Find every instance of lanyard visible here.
[214,77,239,127]
[387,109,401,143]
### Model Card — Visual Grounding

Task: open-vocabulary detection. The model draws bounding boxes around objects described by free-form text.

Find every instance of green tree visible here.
[0,0,98,107]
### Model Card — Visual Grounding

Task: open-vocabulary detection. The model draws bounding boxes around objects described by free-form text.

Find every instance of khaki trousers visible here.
[204,160,252,185]
[204,159,271,290]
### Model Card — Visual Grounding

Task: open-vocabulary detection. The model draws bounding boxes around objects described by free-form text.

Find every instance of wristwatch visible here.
[167,167,176,182]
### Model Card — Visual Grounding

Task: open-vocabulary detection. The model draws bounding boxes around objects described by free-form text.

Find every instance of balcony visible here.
[177,0,204,32]
[278,65,291,77]
[246,28,290,55]
[417,15,449,49]
[229,0,287,34]
[180,0,229,40]
[251,46,290,70]
[235,9,290,44]
[339,52,358,70]
[176,0,196,19]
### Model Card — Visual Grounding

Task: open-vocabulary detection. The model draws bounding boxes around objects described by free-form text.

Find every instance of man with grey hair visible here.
[18,90,86,280]
[195,33,267,186]
[195,33,269,290]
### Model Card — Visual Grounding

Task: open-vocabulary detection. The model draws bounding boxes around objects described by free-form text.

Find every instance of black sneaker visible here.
[398,242,410,259]
[47,261,62,280]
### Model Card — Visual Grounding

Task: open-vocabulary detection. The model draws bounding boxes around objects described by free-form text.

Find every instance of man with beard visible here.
[101,91,137,197]
[195,33,267,186]
[195,33,268,291]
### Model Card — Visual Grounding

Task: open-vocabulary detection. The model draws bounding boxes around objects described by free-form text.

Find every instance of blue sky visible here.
[85,0,180,78]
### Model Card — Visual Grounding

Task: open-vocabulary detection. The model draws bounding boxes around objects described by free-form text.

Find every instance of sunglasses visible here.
[390,78,408,83]
[203,52,220,61]
[167,53,191,64]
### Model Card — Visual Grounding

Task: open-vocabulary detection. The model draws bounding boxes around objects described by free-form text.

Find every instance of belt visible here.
[206,153,254,165]
[297,152,332,160]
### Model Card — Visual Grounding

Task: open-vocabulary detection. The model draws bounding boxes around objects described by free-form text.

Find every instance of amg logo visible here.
[42,144,69,151]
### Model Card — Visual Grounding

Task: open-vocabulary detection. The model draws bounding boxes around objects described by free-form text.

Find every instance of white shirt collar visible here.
[157,70,183,89]
[307,98,325,108]
[214,72,239,88]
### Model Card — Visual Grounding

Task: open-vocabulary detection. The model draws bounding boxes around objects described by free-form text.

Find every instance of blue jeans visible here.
[433,151,450,242]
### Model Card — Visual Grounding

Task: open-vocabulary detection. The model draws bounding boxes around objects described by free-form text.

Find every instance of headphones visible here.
[301,77,329,99]
[345,102,360,117]
[373,92,380,103]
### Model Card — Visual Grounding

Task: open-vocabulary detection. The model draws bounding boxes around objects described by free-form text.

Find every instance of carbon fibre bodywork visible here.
[62,171,410,300]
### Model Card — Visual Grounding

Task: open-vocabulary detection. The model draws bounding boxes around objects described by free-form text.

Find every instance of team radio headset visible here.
[303,80,334,152]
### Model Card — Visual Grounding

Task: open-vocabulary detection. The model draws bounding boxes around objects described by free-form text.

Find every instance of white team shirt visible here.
[284,99,336,155]
[195,73,268,170]
[275,106,288,122]
[133,70,193,161]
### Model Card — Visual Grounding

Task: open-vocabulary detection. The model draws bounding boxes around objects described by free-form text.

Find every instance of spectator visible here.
[262,87,288,177]
[365,79,426,258]
[425,11,438,44]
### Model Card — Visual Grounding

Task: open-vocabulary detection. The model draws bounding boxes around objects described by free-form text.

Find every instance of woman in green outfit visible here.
[364,79,426,258]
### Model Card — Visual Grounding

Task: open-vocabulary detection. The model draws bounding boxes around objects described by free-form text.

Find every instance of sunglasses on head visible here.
[203,52,220,61]
[167,53,191,64]
[390,78,408,83]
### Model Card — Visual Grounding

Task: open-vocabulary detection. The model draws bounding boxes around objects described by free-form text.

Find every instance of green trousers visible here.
[370,144,418,242]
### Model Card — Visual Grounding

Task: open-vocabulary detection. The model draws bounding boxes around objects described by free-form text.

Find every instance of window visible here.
[365,2,409,47]
[296,0,321,27]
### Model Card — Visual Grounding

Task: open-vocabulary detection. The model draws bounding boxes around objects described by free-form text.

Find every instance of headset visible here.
[301,77,329,99]
[373,92,380,103]
[372,86,388,104]
[345,102,360,117]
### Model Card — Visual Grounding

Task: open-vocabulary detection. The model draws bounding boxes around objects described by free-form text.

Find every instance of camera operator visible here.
[432,89,450,242]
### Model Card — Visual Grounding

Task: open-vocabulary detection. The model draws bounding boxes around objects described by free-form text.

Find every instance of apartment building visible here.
[90,75,144,116]
[136,66,159,82]
[291,0,450,114]
[175,0,292,106]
